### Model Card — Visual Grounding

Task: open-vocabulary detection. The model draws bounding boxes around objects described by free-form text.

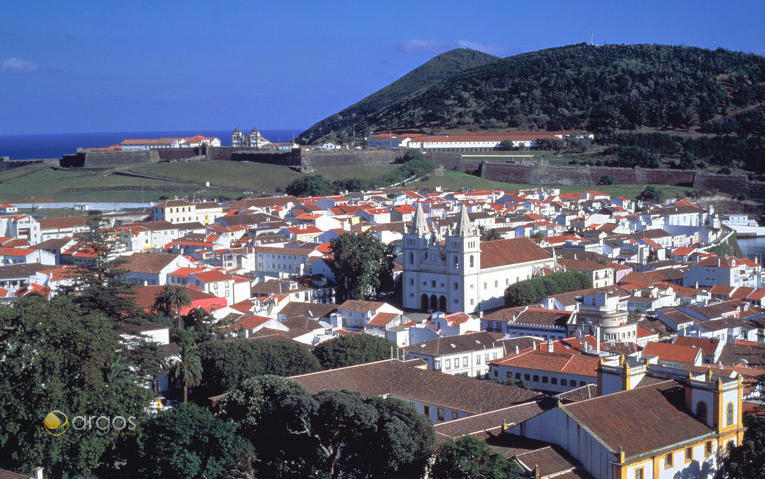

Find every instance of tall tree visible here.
[253,390,435,479]
[128,403,245,479]
[215,375,308,436]
[431,435,521,479]
[328,231,397,302]
[312,334,396,369]
[171,332,203,403]
[62,215,138,321]
[154,284,192,329]
[197,339,321,399]
[0,295,152,478]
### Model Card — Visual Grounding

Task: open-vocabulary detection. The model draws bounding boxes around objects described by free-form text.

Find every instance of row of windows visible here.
[436,352,498,371]
[503,370,588,388]
[422,405,459,421]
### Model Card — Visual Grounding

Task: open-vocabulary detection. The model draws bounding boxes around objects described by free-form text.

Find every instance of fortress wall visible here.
[482,163,696,187]
[82,150,159,167]
[0,158,45,171]
[427,152,483,173]
[205,147,301,166]
[156,147,203,160]
[301,149,403,168]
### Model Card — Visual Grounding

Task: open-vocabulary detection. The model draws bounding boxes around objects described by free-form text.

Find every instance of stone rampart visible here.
[301,148,404,168]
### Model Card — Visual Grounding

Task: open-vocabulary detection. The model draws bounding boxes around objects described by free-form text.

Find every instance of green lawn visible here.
[0,161,703,204]
[418,170,699,199]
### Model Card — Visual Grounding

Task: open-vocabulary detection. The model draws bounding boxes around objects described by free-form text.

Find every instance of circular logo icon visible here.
[43,410,69,436]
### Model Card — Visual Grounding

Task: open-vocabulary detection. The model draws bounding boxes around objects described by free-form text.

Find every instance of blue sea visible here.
[0,129,304,160]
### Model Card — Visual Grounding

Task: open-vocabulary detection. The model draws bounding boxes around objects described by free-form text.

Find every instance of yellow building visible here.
[152,200,223,225]
[508,358,744,479]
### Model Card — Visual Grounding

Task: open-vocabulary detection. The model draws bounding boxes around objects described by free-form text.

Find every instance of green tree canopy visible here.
[197,339,321,399]
[253,390,435,479]
[153,284,191,329]
[128,403,245,479]
[62,215,139,321]
[286,174,334,197]
[312,334,396,369]
[504,271,592,307]
[716,414,765,479]
[431,435,522,479]
[328,231,397,301]
[215,375,307,436]
[636,185,664,203]
[0,296,154,478]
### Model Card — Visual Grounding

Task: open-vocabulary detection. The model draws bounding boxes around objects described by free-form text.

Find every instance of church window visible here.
[665,453,673,468]
[695,402,708,424]
[409,278,414,286]
[409,252,414,264]
[726,402,734,426]
[454,282,458,290]
[561,379,568,386]
[635,468,643,479]
[431,280,436,287]
[469,255,474,268]
[685,447,692,462]
[705,441,712,456]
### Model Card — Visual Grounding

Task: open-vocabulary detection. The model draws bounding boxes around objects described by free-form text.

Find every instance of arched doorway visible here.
[421,294,429,311]
[430,295,438,311]
[438,296,447,311]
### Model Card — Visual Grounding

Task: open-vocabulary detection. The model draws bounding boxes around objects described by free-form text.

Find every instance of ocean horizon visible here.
[0,129,305,160]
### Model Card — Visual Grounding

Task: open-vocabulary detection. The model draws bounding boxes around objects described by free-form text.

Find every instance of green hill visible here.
[297,48,498,143]
[300,43,764,143]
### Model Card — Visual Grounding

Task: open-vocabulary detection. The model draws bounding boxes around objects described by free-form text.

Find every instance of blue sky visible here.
[1,0,763,134]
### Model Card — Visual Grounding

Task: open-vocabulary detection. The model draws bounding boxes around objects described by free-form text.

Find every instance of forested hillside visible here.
[300,44,764,146]
[297,49,498,143]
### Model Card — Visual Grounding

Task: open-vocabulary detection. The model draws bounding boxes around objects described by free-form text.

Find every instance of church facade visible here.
[401,204,556,313]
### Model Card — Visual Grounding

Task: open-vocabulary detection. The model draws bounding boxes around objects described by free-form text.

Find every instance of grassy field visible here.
[0,161,703,204]
[418,171,699,199]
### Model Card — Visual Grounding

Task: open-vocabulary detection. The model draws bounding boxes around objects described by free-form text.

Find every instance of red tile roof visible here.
[642,342,701,364]
[480,238,552,269]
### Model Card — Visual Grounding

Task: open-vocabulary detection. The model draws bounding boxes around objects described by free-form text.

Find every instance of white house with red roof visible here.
[0,247,55,266]
[359,207,391,225]
[683,256,761,288]
[330,300,403,331]
[167,267,250,305]
[279,225,323,242]
[0,214,40,245]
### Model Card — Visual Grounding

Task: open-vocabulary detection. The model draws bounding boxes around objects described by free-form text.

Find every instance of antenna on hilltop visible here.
[589,32,594,46]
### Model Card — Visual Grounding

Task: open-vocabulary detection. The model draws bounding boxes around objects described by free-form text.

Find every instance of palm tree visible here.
[154,284,192,329]
[170,337,202,404]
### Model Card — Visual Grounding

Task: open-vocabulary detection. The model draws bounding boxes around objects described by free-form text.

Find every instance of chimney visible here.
[33,468,44,479]
[595,326,601,354]
[514,345,519,354]
[547,338,554,351]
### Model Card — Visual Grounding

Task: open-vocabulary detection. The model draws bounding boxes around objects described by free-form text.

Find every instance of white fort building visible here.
[402,204,556,313]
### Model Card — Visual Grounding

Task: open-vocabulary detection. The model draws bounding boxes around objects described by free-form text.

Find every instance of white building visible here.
[401,204,555,313]
[404,331,505,378]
